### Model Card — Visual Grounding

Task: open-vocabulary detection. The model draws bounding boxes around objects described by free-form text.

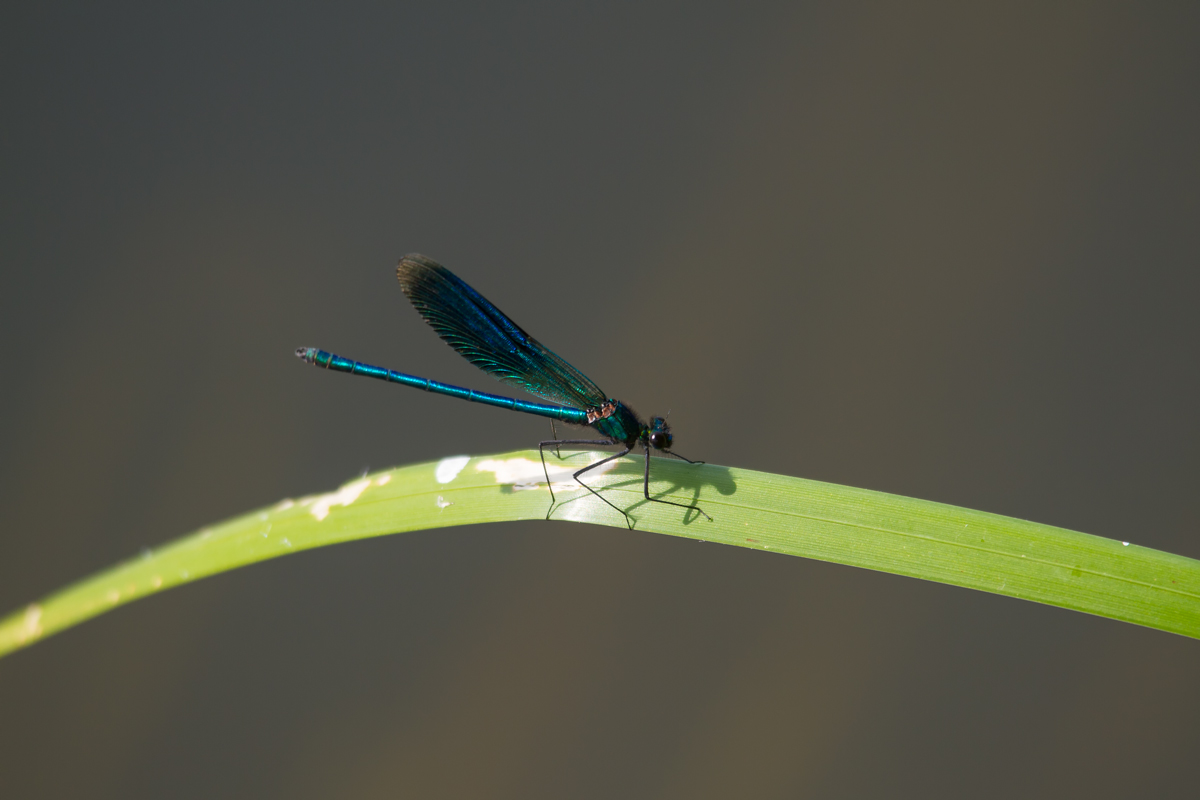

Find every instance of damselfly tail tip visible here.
[295,347,315,363]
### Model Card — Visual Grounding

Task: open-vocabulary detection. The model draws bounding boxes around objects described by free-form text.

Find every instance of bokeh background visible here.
[2,3,1197,798]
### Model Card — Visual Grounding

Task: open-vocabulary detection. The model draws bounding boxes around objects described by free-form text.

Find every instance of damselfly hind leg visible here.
[539,439,634,528]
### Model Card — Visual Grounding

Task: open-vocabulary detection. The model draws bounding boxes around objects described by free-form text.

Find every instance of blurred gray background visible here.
[1,3,1197,798]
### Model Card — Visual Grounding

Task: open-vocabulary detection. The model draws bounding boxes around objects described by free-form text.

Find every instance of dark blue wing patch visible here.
[396,254,609,410]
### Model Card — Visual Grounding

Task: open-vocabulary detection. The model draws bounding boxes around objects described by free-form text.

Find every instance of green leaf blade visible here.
[2,449,1197,658]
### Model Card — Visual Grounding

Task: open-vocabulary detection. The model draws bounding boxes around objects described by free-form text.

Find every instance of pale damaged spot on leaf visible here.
[308,478,373,521]
[20,605,42,642]
[475,455,617,492]
[435,456,471,484]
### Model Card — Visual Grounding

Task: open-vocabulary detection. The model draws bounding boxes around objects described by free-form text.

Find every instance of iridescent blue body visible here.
[296,254,709,526]
[297,347,589,425]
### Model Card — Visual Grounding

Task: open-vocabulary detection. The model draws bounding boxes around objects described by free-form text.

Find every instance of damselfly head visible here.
[647,416,673,450]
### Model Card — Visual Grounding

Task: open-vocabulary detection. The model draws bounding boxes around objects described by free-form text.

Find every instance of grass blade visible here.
[2,449,1197,658]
